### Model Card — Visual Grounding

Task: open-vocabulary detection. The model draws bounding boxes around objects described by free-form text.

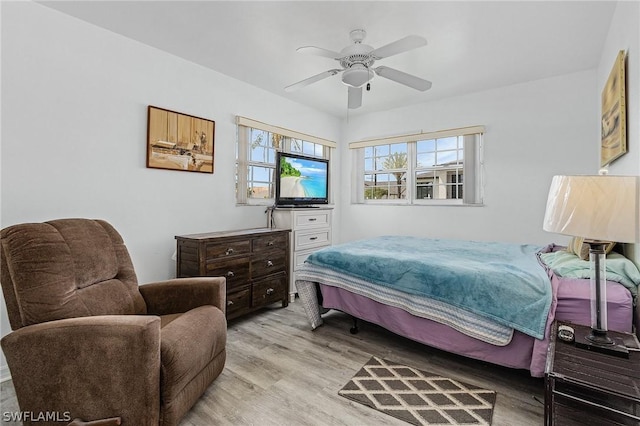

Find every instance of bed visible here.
[295,236,640,377]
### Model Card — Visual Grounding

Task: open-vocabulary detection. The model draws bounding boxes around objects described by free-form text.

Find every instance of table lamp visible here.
[543,175,640,356]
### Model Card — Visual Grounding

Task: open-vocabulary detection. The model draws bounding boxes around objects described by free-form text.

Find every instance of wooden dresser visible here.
[175,228,290,320]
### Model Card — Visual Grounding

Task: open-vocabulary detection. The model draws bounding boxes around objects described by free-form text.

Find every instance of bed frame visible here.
[297,271,635,378]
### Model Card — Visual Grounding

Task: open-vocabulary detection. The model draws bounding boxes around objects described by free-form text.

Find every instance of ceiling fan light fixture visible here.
[287,30,431,109]
[341,64,374,88]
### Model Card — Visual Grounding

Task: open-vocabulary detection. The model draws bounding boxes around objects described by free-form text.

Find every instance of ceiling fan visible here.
[285,29,432,109]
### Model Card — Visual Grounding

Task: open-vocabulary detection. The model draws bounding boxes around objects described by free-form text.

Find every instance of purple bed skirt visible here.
[318,271,633,377]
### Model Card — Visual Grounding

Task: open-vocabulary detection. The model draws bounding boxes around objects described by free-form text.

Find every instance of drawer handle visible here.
[267,241,274,246]
[226,271,235,277]
[266,288,274,295]
[308,218,317,222]
[227,300,234,306]
[225,248,234,255]
[309,237,318,241]
[266,260,274,267]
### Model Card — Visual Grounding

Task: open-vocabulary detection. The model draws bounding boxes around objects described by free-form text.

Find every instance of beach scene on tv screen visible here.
[280,157,327,198]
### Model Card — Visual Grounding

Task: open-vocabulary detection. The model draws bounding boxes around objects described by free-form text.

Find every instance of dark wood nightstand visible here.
[544,321,640,425]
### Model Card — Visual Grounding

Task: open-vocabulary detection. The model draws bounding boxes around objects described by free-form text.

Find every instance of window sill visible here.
[355,201,484,207]
[236,201,274,207]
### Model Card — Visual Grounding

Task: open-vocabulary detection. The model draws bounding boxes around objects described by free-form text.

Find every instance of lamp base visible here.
[574,328,629,358]
[585,328,614,345]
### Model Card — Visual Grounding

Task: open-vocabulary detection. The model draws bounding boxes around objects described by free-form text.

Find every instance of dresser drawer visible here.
[252,232,288,253]
[294,210,331,229]
[226,287,250,316]
[206,257,251,290]
[294,229,331,251]
[206,240,251,259]
[251,250,287,278]
[252,274,287,306]
[294,248,324,270]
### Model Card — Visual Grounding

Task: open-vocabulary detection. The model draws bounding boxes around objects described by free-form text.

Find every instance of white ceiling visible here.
[39,1,616,119]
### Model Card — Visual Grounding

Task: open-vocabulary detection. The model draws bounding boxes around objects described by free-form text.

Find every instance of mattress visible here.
[555,277,633,333]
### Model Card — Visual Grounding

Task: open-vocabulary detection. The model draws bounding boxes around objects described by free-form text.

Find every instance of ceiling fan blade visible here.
[348,86,362,109]
[297,46,342,59]
[285,69,342,92]
[374,66,432,91]
[371,35,427,59]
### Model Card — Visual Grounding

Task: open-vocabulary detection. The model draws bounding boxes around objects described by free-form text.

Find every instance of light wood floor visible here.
[0,301,544,425]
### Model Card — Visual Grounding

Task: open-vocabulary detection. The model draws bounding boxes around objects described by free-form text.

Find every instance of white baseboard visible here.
[0,364,11,382]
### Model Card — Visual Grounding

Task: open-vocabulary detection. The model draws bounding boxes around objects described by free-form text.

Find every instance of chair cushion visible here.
[48,219,119,289]
[159,305,226,398]
[160,313,181,328]
[1,219,147,328]
[2,222,92,326]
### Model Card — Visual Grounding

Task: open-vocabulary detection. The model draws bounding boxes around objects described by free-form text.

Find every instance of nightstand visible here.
[544,321,640,425]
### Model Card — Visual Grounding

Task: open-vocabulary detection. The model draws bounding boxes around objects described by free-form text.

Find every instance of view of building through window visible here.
[415,136,464,201]
[363,136,465,201]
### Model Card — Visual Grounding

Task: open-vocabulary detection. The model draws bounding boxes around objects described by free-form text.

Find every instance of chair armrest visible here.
[1,315,161,426]
[139,277,226,315]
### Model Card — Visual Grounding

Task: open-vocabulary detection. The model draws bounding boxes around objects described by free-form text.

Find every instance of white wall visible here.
[0,1,340,379]
[596,1,640,265]
[338,70,599,246]
[598,0,639,175]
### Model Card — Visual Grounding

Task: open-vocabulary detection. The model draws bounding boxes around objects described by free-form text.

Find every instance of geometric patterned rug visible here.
[339,356,496,426]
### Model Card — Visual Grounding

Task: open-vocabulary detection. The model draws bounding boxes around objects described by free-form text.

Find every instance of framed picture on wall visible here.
[147,106,215,173]
[600,50,626,167]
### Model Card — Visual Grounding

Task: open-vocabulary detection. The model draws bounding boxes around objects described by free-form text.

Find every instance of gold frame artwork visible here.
[601,50,627,167]
[147,106,215,173]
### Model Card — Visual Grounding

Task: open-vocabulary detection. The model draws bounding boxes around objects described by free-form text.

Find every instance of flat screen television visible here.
[275,152,329,207]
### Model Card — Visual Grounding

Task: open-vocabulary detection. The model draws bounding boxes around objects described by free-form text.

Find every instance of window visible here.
[364,143,408,200]
[351,126,484,205]
[415,136,464,201]
[236,117,335,205]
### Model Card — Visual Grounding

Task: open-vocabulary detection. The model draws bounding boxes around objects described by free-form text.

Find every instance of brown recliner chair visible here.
[0,219,227,426]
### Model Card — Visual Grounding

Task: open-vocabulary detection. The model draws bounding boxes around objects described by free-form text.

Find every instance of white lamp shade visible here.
[342,65,373,88]
[543,175,640,243]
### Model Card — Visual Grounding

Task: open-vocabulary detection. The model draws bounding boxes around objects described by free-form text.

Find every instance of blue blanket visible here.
[306,236,552,339]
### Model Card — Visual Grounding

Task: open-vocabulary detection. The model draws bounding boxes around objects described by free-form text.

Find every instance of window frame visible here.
[236,116,335,206]
[351,126,484,206]
[363,142,410,203]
